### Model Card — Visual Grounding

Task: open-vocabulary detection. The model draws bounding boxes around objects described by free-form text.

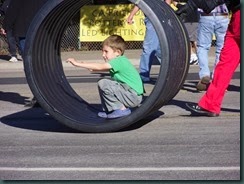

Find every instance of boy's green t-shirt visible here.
[109,55,144,95]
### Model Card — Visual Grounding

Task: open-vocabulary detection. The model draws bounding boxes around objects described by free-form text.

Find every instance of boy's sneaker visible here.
[9,56,18,62]
[107,108,131,119]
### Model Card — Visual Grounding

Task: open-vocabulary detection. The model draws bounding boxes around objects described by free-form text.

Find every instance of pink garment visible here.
[198,10,240,114]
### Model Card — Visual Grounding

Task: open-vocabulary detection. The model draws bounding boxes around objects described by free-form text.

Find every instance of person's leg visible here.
[155,40,161,63]
[106,82,142,118]
[196,16,214,90]
[197,16,214,79]
[185,23,198,65]
[211,15,229,77]
[6,30,18,61]
[97,79,142,118]
[198,10,240,114]
[18,37,26,56]
[139,17,159,82]
[191,41,197,55]
[98,79,142,112]
[98,79,123,113]
[19,37,40,108]
[189,41,198,65]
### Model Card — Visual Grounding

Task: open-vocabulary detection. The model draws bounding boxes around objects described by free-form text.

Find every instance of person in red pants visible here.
[176,0,240,117]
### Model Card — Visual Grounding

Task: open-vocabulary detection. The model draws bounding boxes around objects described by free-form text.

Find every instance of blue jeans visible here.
[197,15,229,79]
[18,37,26,55]
[140,17,161,81]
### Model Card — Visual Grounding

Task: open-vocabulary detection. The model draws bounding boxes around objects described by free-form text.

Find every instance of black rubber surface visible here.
[23,0,190,133]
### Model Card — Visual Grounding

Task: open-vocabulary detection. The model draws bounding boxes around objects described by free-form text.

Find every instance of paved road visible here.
[0,50,240,180]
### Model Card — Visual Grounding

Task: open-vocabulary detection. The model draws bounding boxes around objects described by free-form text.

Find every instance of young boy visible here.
[67,35,144,119]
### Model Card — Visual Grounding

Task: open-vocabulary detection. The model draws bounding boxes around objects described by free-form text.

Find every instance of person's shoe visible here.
[196,76,210,91]
[9,56,18,62]
[142,78,150,82]
[189,58,198,65]
[186,103,219,117]
[189,54,198,65]
[98,111,108,118]
[24,98,41,108]
[140,76,150,83]
[107,108,131,119]
[190,59,198,65]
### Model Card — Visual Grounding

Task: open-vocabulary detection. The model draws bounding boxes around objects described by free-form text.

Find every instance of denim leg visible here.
[197,16,214,79]
[140,17,159,80]
[212,16,229,74]
[6,30,17,57]
[155,43,161,63]
[18,37,26,56]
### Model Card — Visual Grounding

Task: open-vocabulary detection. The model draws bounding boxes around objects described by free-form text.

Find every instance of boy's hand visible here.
[127,16,134,25]
[66,58,84,65]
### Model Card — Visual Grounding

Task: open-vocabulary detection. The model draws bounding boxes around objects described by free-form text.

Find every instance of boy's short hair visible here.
[102,34,126,55]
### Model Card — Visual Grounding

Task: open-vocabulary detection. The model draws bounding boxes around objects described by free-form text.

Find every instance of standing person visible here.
[2,0,48,55]
[127,5,161,82]
[196,4,229,91]
[0,0,19,62]
[176,0,240,116]
[67,35,144,119]
[173,0,200,65]
[2,0,48,107]
[168,0,199,65]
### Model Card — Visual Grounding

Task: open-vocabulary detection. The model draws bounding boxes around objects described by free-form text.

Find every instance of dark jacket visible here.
[175,0,199,22]
[227,0,240,13]
[3,0,48,36]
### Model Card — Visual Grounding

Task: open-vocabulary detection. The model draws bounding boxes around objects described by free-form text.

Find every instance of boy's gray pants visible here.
[98,79,143,112]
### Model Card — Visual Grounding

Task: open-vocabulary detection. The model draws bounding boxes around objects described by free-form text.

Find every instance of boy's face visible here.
[102,45,121,62]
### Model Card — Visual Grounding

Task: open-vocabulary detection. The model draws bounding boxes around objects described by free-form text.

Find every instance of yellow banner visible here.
[80,4,145,42]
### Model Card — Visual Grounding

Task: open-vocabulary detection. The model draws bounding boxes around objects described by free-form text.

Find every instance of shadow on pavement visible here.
[120,110,164,132]
[0,98,239,133]
[182,83,240,93]
[182,81,199,93]
[0,107,81,133]
[0,91,29,105]
[0,105,164,133]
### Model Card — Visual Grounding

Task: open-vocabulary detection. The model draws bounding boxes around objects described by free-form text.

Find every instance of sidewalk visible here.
[0,48,217,71]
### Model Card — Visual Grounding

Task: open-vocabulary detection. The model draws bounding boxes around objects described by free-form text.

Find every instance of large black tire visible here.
[23,0,190,133]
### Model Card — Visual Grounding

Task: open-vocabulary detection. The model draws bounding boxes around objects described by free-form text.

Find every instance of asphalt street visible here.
[0,49,241,180]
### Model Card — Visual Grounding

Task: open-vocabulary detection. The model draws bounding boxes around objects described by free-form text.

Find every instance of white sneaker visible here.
[190,58,198,65]
[9,56,18,62]
[189,54,198,65]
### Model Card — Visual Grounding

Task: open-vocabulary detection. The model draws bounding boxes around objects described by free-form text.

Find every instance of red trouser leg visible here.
[198,10,240,114]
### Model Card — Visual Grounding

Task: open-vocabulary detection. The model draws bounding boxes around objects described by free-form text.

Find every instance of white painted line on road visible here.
[0,167,240,172]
